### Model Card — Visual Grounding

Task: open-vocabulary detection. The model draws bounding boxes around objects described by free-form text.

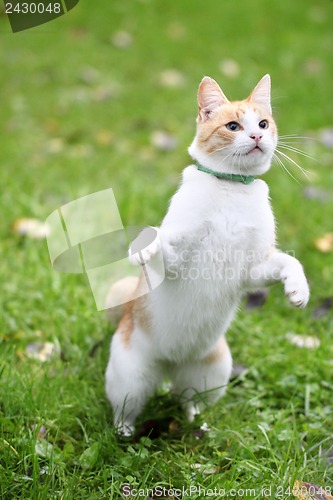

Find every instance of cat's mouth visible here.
[246,146,263,155]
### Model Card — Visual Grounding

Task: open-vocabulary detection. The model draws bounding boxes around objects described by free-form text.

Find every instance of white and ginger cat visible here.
[105,75,310,436]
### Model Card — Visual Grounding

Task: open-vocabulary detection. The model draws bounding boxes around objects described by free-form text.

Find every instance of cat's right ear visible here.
[198,77,229,121]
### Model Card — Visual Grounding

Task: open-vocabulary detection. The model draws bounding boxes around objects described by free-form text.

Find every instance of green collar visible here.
[196,162,255,185]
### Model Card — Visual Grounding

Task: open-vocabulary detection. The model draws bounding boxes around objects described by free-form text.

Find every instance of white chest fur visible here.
[145,166,276,362]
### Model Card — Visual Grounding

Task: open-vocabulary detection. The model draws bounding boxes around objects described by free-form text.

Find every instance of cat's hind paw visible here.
[115,422,135,437]
[185,404,201,422]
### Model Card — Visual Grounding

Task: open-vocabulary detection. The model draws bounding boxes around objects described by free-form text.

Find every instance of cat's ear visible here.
[198,77,229,121]
[248,74,272,114]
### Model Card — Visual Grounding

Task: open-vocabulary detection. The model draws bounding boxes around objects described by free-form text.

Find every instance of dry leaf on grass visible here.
[293,480,333,499]
[13,218,50,239]
[191,463,217,475]
[44,137,65,154]
[31,424,47,439]
[303,58,324,75]
[303,187,333,202]
[159,69,186,88]
[314,233,333,253]
[79,66,100,85]
[95,129,114,146]
[151,130,178,151]
[26,342,60,362]
[111,30,133,49]
[286,333,320,349]
[166,21,186,40]
[219,58,240,78]
[319,128,333,149]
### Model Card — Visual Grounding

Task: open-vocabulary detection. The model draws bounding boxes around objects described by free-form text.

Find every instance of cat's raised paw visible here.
[129,237,161,266]
[283,270,310,309]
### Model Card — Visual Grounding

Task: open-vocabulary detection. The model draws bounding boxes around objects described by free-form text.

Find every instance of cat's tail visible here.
[105,276,139,324]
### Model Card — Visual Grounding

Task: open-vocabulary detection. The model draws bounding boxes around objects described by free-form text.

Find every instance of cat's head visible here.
[188,75,278,176]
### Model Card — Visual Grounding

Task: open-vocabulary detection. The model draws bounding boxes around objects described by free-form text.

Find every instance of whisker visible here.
[278,134,317,142]
[207,145,230,156]
[273,152,300,184]
[275,149,311,181]
[277,143,316,162]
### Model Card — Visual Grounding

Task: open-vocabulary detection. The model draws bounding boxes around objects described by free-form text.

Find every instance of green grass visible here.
[1,0,333,498]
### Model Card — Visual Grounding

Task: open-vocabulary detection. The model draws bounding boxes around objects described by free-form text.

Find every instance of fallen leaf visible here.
[191,463,217,475]
[166,21,186,40]
[219,58,240,78]
[95,129,114,146]
[43,119,60,134]
[303,187,333,202]
[111,30,133,49]
[13,218,50,239]
[303,58,323,75]
[68,144,93,159]
[91,84,117,102]
[159,69,186,88]
[26,342,60,362]
[168,419,180,434]
[44,137,65,154]
[314,233,333,253]
[151,130,178,151]
[286,333,320,349]
[319,128,333,149]
[293,480,333,500]
[31,424,47,439]
[312,297,333,318]
[79,65,100,85]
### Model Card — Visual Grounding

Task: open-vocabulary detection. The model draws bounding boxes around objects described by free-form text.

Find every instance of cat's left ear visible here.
[248,74,272,114]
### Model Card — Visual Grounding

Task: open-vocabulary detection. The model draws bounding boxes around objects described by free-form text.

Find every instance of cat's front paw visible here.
[129,234,161,266]
[281,266,310,309]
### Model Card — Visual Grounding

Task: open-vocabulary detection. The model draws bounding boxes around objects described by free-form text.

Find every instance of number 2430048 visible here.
[5,3,62,14]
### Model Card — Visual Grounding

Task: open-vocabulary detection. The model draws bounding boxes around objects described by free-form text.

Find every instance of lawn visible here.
[0,0,333,498]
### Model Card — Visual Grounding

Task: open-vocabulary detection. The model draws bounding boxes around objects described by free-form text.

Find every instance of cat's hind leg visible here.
[170,336,232,421]
[105,325,162,436]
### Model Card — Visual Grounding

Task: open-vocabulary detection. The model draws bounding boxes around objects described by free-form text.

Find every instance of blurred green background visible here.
[0,0,332,226]
[0,0,333,497]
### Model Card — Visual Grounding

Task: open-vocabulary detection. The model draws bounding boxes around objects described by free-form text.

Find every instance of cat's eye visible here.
[226,121,241,132]
[259,120,269,129]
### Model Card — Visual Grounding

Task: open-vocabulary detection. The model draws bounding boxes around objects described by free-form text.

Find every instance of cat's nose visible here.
[250,134,263,144]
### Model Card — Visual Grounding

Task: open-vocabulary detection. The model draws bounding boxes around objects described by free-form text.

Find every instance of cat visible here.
[105,74,310,436]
